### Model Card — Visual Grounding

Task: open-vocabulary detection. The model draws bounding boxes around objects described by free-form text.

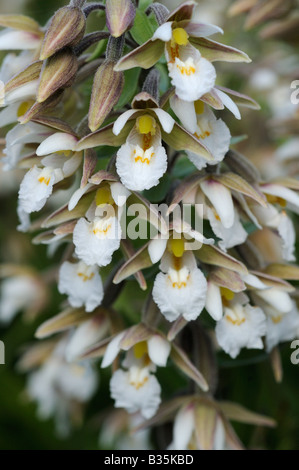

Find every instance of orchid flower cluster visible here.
[1,0,299,450]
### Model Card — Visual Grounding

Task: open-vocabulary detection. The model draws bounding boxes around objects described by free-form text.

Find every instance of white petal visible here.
[207,207,248,251]
[261,183,299,209]
[152,22,172,42]
[65,316,109,362]
[73,216,121,267]
[18,166,55,213]
[215,88,241,120]
[0,276,37,324]
[152,108,175,133]
[36,133,78,156]
[169,95,197,133]
[205,282,223,321]
[0,102,19,127]
[68,183,94,211]
[242,273,268,290]
[148,238,168,263]
[110,367,161,419]
[101,332,126,368]
[168,48,216,102]
[278,212,296,262]
[62,152,82,178]
[5,79,39,104]
[200,179,234,228]
[0,29,41,50]
[17,205,31,232]
[153,264,207,322]
[110,182,130,207]
[58,261,104,312]
[213,418,226,450]
[116,141,167,191]
[216,304,266,358]
[113,109,138,136]
[185,22,223,37]
[173,405,195,450]
[255,288,293,314]
[265,305,299,352]
[187,111,231,169]
[147,335,171,367]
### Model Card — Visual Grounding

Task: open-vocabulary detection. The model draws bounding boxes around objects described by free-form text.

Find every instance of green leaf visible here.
[116,68,141,109]
[143,173,171,203]
[172,156,197,179]
[130,10,158,45]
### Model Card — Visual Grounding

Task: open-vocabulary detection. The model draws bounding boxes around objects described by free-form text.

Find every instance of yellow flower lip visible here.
[172,27,189,46]
[169,238,185,258]
[220,287,235,301]
[133,341,148,359]
[95,186,114,206]
[17,100,34,118]
[194,100,205,115]
[137,115,156,135]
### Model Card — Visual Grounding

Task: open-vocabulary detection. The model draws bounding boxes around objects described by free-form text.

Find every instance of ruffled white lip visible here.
[116,126,168,191]
[73,216,121,267]
[153,252,207,322]
[167,44,216,102]
[58,261,104,313]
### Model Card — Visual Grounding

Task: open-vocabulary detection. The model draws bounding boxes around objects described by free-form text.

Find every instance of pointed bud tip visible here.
[40,6,86,60]
[106,0,136,38]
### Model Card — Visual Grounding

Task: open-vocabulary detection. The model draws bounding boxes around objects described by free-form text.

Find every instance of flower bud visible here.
[106,0,136,38]
[37,48,78,103]
[88,60,124,132]
[40,6,86,60]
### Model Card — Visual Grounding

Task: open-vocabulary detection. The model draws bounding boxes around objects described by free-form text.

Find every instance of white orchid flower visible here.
[27,339,98,434]
[73,183,130,267]
[153,23,216,101]
[171,97,231,169]
[110,364,161,419]
[215,293,267,358]
[152,244,207,323]
[58,260,104,313]
[264,302,299,352]
[0,275,40,324]
[168,403,226,451]
[113,111,175,191]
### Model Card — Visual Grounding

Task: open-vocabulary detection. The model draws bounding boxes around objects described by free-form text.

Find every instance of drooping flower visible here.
[102,329,171,419]
[161,26,216,102]
[18,165,57,213]
[215,293,267,358]
[58,260,104,313]
[115,114,168,191]
[264,303,299,353]
[168,402,227,450]
[110,364,161,419]
[26,339,98,435]
[72,182,129,267]
[0,273,45,324]
[171,98,231,169]
[152,243,207,323]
